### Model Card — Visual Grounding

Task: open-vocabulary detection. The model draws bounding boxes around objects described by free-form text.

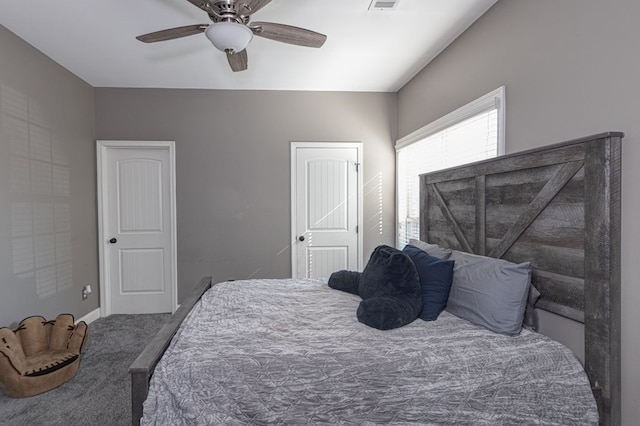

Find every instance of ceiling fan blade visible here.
[240,0,273,15]
[136,24,208,43]
[227,49,248,72]
[250,22,327,48]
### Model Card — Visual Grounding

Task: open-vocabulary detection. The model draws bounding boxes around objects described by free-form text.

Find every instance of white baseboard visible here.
[77,308,101,325]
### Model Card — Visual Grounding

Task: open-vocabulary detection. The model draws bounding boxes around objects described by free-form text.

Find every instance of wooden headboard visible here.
[419,132,622,426]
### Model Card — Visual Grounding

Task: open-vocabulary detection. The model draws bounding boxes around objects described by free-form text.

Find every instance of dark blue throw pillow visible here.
[357,245,422,330]
[403,245,455,321]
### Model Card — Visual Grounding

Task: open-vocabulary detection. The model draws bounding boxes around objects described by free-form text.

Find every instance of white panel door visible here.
[97,141,177,315]
[292,143,362,279]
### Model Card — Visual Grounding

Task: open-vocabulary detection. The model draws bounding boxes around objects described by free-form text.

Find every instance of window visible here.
[396,87,505,247]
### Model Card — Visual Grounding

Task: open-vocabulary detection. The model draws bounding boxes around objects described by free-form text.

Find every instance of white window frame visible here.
[395,86,506,247]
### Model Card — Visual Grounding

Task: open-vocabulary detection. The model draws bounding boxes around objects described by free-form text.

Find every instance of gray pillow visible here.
[523,284,541,330]
[445,250,531,336]
[408,239,452,260]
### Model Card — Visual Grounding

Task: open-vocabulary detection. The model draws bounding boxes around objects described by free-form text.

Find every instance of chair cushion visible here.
[23,351,79,377]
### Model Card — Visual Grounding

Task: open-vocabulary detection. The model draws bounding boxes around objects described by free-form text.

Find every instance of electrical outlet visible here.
[82,284,92,300]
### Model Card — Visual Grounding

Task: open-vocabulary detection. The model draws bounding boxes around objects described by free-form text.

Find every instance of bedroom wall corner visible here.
[0,25,99,328]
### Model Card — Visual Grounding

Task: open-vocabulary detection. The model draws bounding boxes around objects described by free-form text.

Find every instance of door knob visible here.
[298,236,305,242]
[109,238,117,244]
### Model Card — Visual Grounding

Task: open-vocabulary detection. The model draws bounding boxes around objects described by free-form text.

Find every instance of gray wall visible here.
[0,25,98,327]
[397,0,640,423]
[95,88,397,298]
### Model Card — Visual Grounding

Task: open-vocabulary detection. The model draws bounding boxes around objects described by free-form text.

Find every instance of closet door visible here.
[291,142,362,279]
[97,141,177,315]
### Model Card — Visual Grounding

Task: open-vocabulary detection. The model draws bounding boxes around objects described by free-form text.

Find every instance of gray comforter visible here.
[142,278,598,425]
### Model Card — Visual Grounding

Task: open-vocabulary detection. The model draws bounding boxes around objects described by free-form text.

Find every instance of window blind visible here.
[396,106,500,248]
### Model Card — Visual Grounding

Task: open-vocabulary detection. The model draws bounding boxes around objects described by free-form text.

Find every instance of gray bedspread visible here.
[141,278,598,425]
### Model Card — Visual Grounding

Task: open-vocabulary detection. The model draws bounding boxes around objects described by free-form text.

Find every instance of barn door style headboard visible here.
[419,132,622,426]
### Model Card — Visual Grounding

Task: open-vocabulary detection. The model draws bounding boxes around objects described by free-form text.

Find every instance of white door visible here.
[97,141,177,315]
[291,143,362,279]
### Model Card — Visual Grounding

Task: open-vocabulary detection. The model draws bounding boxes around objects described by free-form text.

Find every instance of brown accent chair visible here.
[0,314,88,397]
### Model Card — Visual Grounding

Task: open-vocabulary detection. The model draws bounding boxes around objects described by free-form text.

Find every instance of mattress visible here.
[141,278,598,425]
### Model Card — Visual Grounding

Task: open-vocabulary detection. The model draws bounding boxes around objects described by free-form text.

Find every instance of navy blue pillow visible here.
[403,245,455,321]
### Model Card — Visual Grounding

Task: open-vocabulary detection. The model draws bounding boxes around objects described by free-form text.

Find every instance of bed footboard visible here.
[129,276,213,426]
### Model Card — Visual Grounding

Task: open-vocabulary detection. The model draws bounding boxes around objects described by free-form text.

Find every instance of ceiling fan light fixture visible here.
[205,21,253,53]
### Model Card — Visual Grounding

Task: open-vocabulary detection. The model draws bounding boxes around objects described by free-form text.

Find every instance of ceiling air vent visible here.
[368,0,399,11]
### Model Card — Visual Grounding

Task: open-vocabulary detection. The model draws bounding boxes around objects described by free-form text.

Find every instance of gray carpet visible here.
[0,313,170,426]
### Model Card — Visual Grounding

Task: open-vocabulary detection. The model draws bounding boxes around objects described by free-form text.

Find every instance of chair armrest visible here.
[0,329,25,375]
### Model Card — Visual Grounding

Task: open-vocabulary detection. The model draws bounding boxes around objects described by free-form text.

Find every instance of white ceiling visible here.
[0,0,497,92]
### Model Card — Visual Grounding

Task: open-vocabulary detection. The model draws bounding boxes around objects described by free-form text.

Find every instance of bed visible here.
[130,132,622,425]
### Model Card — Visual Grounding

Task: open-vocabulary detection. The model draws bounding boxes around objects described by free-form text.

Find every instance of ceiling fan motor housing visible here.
[209,0,251,25]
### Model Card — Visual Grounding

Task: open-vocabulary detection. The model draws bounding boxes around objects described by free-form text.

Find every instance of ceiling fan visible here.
[136,0,327,72]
